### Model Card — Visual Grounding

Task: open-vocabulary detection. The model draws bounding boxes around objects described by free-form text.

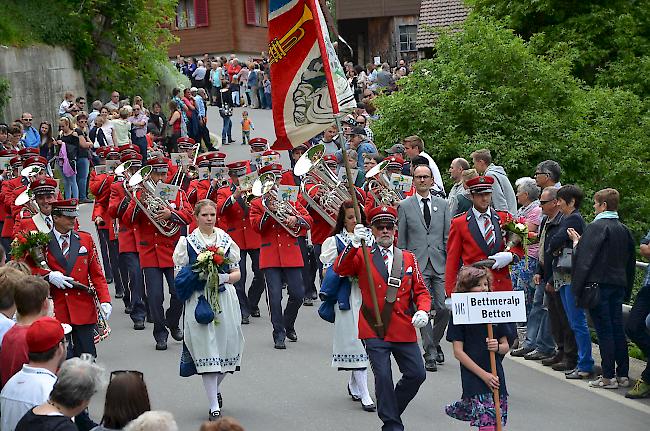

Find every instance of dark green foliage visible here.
[0,79,10,113]
[372,17,650,236]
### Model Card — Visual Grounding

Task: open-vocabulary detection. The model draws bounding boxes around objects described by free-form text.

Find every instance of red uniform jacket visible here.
[1,177,27,238]
[31,230,111,325]
[187,179,200,205]
[249,196,312,269]
[216,185,261,250]
[445,208,523,296]
[89,172,117,241]
[125,188,193,268]
[297,188,332,246]
[108,180,138,254]
[334,244,431,342]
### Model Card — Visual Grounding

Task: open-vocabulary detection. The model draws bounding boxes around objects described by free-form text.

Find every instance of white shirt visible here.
[472,207,494,239]
[416,192,433,217]
[0,365,57,431]
[52,229,72,253]
[379,245,394,270]
[418,151,444,192]
[0,313,15,345]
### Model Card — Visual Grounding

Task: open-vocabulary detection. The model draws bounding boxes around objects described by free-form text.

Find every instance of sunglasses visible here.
[374,223,395,231]
[534,172,549,177]
[22,118,33,122]
[539,199,555,205]
[110,370,144,381]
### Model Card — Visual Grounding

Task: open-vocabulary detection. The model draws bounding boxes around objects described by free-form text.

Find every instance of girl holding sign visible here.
[445,266,514,430]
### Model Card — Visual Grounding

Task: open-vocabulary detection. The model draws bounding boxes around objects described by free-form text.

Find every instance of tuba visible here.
[294,143,351,226]
[252,172,304,237]
[128,165,180,237]
[365,160,402,206]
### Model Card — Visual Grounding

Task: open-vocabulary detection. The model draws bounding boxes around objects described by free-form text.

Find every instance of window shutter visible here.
[245,0,257,25]
[195,0,209,27]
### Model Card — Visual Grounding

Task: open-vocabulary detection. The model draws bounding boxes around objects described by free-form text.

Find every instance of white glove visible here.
[411,310,429,328]
[218,273,230,285]
[48,271,73,289]
[100,303,112,320]
[488,251,514,270]
[444,297,453,311]
[93,142,100,149]
[351,224,373,248]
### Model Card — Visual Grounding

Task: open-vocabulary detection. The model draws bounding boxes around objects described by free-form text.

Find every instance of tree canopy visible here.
[372,16,650,234]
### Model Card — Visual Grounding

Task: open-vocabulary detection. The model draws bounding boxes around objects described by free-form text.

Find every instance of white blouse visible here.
[320,231,354,269]
[173,227,241,269]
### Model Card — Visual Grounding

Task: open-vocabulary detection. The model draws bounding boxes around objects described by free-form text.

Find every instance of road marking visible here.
[507,355,650,415]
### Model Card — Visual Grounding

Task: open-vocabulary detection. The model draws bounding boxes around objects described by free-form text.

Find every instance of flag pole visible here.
[335,115,384,336]
[487,323,503,431]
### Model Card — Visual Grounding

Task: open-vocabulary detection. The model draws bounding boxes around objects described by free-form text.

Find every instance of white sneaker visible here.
[589,376,618,389]
[617,376,631,388]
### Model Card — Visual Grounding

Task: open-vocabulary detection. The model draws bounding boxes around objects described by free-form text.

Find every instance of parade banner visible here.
[268,0,355,150]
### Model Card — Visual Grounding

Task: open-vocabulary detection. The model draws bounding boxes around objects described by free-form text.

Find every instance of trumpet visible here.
[365,160,402,206]
[252,172,304,237]
[128,166,180,237]
[269,4,314,64]
[294,143,351,226]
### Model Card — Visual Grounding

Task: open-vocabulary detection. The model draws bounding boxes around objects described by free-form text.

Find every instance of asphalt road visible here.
[81,106,650,430]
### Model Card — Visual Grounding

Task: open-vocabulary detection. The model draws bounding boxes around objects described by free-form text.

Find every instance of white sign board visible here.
[451,291,526,325]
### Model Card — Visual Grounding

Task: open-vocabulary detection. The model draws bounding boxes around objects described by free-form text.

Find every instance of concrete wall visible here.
[0,45,86,127]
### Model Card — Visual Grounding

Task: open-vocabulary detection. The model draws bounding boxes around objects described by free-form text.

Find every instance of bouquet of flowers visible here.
[501,214,539,268]
[192,246,232,325]
[10,231,51,266]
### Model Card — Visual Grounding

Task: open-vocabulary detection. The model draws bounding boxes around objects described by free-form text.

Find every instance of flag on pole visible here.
[268,0,356,150]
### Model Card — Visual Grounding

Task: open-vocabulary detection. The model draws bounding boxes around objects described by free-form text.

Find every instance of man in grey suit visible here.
[397,164,451,372]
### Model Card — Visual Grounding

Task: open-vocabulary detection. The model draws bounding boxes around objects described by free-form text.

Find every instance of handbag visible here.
[556,246,573,272]
[580,282,601,309]
[194,294,215,324]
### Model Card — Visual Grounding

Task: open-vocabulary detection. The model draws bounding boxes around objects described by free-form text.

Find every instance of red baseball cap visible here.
[26,317,71,353]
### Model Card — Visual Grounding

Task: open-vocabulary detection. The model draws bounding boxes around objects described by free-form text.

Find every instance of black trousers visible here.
[264,267,304,341]
[547,289,578,365]
[234,248,265,317]
[109,239,125,303]
[97,229,113,280]
[143,267,183,342]
[365,338,426,431]
[626,283,650,382]
[119,252,146,323]
[65,324,97,358]
[297,237,317,299]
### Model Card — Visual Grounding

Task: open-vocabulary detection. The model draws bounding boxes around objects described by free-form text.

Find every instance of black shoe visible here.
[146,315,153,323]
[361,402,377,412]
[348,384,361,402]
[510,346,534,357]
[425,358,438,372]
[217,393,223,408]
[133,321,145,330]
[274,338,286,349]
[311,292,318,300]
[155,340,167,350]
[208,410,221,421]
[552,361,576,372]
[566,369,594,380]
[169,327,184,341]
[241,316,250,325]
[435,346,445,364]
[286,329,298,342]
[251,308,261,318]
[115,292,124,299]
[542,353,563,366]
[303,298,313,306]
[228,140,235,143]
[124,305,133,314]
[524,350,553,361]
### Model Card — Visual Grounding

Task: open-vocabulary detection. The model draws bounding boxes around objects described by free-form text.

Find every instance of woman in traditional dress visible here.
[173,199,244,422]
[320,201,375,412]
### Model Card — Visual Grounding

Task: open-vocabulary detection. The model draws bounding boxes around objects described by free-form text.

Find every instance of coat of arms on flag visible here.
[268,0,356,150]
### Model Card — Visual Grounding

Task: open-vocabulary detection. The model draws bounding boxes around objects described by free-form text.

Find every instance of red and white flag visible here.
[268,0,356,150]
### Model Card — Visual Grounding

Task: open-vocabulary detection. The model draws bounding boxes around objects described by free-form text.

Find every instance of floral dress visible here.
[320,231,369,369]
[173,227,244,375]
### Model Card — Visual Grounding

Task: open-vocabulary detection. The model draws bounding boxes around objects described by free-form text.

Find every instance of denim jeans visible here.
[590,285,629,379]
[559,284,594,372]
[76,157,90,200]
[522,282,556,354]
[626,283,650,382]
[62,173,79,199]
[133,135,148,162]
[222,117,232,142]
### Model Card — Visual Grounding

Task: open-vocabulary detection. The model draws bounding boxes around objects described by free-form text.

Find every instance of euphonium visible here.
[128,165,180,237]
[294,143,351,227]
[365,160,402,206]
[252,172,303,237]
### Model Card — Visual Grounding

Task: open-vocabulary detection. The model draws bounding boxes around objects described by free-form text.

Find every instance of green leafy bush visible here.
[0,78,10,113]
[373,16,650,236]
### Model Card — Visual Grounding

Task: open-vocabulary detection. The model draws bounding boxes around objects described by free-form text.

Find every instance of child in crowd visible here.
[263,73,272,110]
[445,265,514,431]
[230,76,240,107]
[240,111,254,145]
[58,91,75,118]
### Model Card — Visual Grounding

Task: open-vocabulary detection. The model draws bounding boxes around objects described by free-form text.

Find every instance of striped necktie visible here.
[61,233,69,257]
[45,216,52,230]
[482,214,495,248]
[381,248,390,269]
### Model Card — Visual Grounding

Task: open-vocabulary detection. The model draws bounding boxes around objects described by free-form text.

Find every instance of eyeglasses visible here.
[414,175,431,180]
[539,199,555,205]
[110,370,144,381]
[534,172,549,177]
[374,223,395,231]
